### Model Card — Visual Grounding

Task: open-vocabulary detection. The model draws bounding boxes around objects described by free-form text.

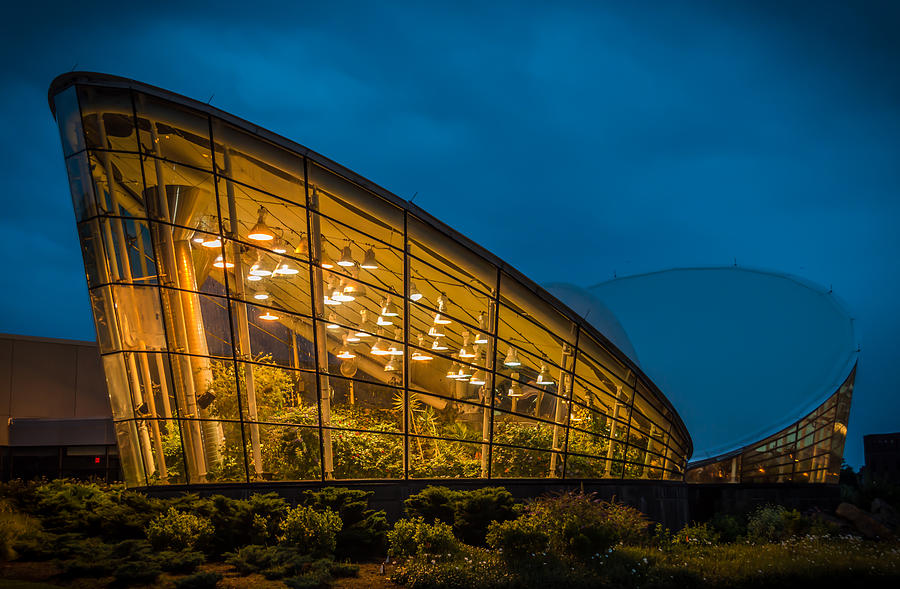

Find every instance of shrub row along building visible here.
[41,73,853,488]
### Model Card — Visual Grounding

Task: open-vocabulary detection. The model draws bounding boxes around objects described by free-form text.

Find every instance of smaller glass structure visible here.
[686,367,854,484]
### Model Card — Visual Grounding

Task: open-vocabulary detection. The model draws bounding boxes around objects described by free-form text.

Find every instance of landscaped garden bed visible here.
[1,480,898,588]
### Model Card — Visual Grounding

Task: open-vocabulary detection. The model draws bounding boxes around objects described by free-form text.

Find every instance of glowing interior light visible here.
[508,375,523,397]
[326,313,340,329]
[431,338,448,351]
[193,235,205,244]
[337,245,356,267]
[384,356,398,372]
[536,363,554,386]
[272,238,288,254]
[474,314,489,344]
[360,247,378,270]
[249,264,272,277]
[337,335,355,359]
[347,333,361,343]
[201,236,222,248]
[259,311,279,321]
[376,315,393,326]
[456,364,472,380]
[446,362,461,379]
[354,310,371,338]
[412,335,433,361]
[247,207,275,241]
[427,326,444,338]
[381,297,399,317]
[253,290,269,300]
[503,347,521,367]
[213,255,234,269]
[473,332,488,345]
[247,274,263,282]
[409,283,423,301]
[321,260,334,269]
[370,338,389,356]
[469,370,486,386]
[459,332,476,358]
[273,263,299,276]
[387,342,403,356]
[433,313,452,325]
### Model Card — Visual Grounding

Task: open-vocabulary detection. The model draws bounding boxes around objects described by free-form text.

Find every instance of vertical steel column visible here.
[485,268,501,479]
[402,211,410,479]
[222,149,263,477]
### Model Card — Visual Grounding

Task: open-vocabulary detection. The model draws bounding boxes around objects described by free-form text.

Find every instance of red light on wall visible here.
[95,457,101,464]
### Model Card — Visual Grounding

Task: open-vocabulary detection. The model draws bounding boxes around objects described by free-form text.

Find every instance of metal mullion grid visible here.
[486,266,502,479]
[208,116,252,485]
[214,170,308,209]
[313,207,404,256]
[410,298,487,337]
[494,310,576,374]
[560,324,579,480]
[618,375,639,480]
[402,210,410,481]
[126,88,183,487]
[407,248,495,301]
[304,159,327,483]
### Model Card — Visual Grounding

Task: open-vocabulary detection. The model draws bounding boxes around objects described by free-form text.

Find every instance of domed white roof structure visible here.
[549,267,858,460]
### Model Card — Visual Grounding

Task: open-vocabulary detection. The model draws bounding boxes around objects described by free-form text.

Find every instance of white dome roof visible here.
[550,267,857,460]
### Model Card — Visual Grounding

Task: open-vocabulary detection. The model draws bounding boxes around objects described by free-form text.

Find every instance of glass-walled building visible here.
[49,72,691,487]
[686,367,854,484]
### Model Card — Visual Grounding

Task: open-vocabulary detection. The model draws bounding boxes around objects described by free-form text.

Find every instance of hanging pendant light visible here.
[536,362,554,386]
[333,278,354,302]
[431,338,448,351]
[338,244,356,267]
[470,370,486,386]
[247,206,275,241]
[213,255,234,269]
[508,376,524,397]
[200,235,222,248]
[253,289,269,301]
[474,312,489,344]
[326,312,340,329]
[294,238,309,258]
[272,237,288,254]
[381,296,399,317]
[377,315,394,326]
[456,363,472,380]
[427,325,444,338]
[384,356,399,372]
[355,309,371,338]
[371,337,389,356]
[412,334,433,361]
[321,258,334,269]
[247,274,263,282]
[249,258,272,277]
[259,310,279,321]
[337,335,356,359]
[409,282,423,302]
[347,328,361,343]
[360,247,378,270]
[503,347,521,368]
[458,332,476,359]
[273,262,299,276]
[446,362,461,379]
[433,313,452,325]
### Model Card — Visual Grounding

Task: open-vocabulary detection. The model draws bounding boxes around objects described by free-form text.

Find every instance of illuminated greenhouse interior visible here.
[50,73,693,487]
[686,367,854,485]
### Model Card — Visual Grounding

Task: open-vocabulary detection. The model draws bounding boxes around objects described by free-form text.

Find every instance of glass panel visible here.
[323,376,403,432]
[229,242,312,318]
[212,118,305,204]
[565,454,611,479]
[114,420,147,487]
[90,286,121,353]
[251,423,321,482]
[234,360,318,426]
[143,418,188,485]
[408,215,496,298]
[179,419,247,483]
[308,163,404,245]
[54,86,85,156]
[232,301,315,370]
[78,219,109,288]
[158,289,232,358]
[103,353,135,420]
[492,411,557,451]
[135,92,212,169]
[408,437,483,479]
[65,154,96,221]
[409,346,491,404]
[492,445,563,479]
[327,430,404,479]
[87,151,147,217]
[78,85,137,152]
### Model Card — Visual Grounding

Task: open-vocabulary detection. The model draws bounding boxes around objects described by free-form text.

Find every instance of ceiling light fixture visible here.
[360,247,378,270]
[337,245,356,267]
[247,206,275,241]
[503,347,521,368]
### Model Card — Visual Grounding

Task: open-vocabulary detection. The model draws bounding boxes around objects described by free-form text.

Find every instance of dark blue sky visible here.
[1,1,897,467]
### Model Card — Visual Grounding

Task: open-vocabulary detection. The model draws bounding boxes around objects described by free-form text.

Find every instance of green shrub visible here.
[110,538,153,560]
[485,517,549,559]
[329,561,359,577]
[146,507,214,552]
[0,499,38,560]
[59,556,118,578]
[387,517,460,560]
[303,487,388,558]
[746,504,813,543]
[523,492,636,560]
[155,549,205,574]
[174,571,222,589]
[672,522,720,546]
[453,486,517,546]
[279,505,342,555]
[225,544,289,575]
[708,513,744,543]
[112,560,162,586]
[172,493,289,555]
[404,486,458,525]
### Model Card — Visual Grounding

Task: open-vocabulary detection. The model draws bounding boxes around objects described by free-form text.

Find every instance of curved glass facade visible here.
[686,367,854,484]
[50,74,690,487]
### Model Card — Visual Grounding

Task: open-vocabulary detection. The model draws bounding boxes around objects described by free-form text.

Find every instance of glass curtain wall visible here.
[686,367,854,484]
[52,79,691,486]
